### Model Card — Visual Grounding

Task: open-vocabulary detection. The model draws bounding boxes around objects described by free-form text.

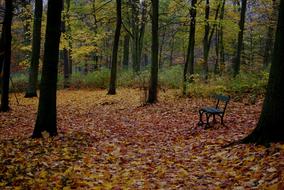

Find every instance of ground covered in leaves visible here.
[0,89,283,189]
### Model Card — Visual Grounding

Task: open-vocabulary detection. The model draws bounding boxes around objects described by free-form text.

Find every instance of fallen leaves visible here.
[0,89,283,189]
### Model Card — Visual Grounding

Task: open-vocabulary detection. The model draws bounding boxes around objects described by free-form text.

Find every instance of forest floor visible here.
[0,89,283,190]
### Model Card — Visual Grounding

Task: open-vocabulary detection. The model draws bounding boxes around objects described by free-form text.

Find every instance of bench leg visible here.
[213,114,216,123]
[221,115,225,125]
[198,110,204,126]
[205,113,211,128]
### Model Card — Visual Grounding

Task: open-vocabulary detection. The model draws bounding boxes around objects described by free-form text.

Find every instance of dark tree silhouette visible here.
[32,0,63,138]
[203,0,210,80]
[62,0,72,88]
[0,30,4,76]
[262,0,277,68]
[108,0,122,95]
[0,0,13,112]
[242,0,284,144]
[129,0,147,72]
[25,0,43,98]
[122,34,130,69]
[183,0,197,95]
[147,0,159,104]
[233,0,247,77]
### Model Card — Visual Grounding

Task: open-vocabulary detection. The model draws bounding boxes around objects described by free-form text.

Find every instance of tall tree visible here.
[201,0,221,76]
[66,0,73,75]
[25,0,43,97]
[32,0,63,138]
[108,0,122,95]
[0,32,4,77]
[0,0,13,112]
[203,0,210,80]
[183,0,197,95]
[242,0,284,144]
[147,0,159,103]
[21,0,32,65]
[263,0,278,68]
[219,0,226,74]
[129,0,147,72]
[122,33,130,69]
[233,0,247,77]
[62,0,72,88]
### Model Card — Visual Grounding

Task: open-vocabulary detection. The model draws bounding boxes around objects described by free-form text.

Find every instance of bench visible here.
[198,94,230,128]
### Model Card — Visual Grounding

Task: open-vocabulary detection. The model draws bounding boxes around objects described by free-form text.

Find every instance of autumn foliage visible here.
[0,89,283,189]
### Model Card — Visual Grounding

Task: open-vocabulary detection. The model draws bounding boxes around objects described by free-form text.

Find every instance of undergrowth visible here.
[7,65,268,100]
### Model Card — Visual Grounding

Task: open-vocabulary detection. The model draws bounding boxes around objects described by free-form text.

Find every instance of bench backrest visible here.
[213,94,230,113]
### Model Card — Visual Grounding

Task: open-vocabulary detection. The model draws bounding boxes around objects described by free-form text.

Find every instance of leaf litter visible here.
[0,89,283,189]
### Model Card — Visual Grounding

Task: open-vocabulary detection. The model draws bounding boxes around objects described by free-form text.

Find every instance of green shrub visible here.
[159,65,183,89]
[187,71,268,98]
[117,70,136,87]
[70,68,110,89]
[7,66,268,101]
[9,74,28,92]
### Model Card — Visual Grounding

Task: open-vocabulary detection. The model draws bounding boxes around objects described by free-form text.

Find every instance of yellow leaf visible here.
[39,170,48,178]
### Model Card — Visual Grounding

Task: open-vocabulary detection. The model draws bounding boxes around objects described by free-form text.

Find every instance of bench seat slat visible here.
[201,107,223,114]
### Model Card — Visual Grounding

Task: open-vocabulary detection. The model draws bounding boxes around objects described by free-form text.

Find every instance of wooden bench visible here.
[198,94,230,128]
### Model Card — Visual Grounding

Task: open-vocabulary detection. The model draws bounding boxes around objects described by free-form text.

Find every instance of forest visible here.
[0,0,283,189]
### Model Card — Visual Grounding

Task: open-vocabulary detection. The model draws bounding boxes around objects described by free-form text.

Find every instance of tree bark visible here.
[183,0,197,95]
[147,0,159,104]
[242,0,284,144]
[214,30,220,74]
[263,0,278,68]
[62,0,71,88]
[108,0,122,95]
[219,0,226,74]
[0,0,13,112]
[25,0,43,97]
[159,31,165,68]
[122,33,130,69]
[22,1,32,65]
[233,0,247,77]
[169,33,175,66]
[0,32,4,77]
[66,0,73,75]
[32,0,63,138]
[130,0,146,72]
[203,0,210,80]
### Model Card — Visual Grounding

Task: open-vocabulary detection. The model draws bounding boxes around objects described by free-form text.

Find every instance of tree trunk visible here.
[143,53,149,66]
[263,0,277,68]
[25,0,43,97]
[147,0,159,104]
[219,0,226,74]
[183,0,197,95]
[0,32,4,77]
[159,31,165,68]
[62,0,71,88]
[138,3,146,69]
[66,0,73,75]
[108,0,122,95]
[122,33,130,69]
[242,0,284,144]
[0,0,13,112]
[23,1,32,64]
[214,30,220,74]
[32,0,63,138]
[203,0,210,80]
[130,0,146,72]
[169,33,175,66]
[233,0,247,77]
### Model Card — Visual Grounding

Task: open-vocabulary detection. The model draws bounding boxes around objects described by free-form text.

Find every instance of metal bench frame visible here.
[198,95,230,128]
